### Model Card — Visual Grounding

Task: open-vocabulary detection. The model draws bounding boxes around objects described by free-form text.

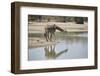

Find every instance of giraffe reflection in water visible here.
[44,44,68,59]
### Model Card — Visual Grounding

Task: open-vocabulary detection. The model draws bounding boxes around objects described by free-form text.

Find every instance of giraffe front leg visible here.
[44,33,49,41]
[53,33,56,41]
[50,33,53,42]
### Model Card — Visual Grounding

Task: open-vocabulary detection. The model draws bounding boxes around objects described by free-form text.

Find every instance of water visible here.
[28,33,88,61]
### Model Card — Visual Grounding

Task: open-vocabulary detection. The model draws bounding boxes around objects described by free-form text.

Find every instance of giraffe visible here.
[44,24,65,41]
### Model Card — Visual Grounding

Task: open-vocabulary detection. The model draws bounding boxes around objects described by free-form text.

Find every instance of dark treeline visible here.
[28,15,88,24]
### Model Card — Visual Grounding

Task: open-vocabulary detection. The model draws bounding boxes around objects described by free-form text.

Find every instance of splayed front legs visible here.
[44,32,56,42]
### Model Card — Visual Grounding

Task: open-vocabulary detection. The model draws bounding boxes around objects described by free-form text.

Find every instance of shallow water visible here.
[28,33,88,61]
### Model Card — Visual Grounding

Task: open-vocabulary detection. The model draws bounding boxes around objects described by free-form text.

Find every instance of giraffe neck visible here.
[55,25,64,32]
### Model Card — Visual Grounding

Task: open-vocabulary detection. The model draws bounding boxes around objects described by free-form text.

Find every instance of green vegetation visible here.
[28,15,88,24]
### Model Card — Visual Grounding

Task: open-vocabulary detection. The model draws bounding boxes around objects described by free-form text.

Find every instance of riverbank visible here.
[28,22,88,33]
[28,22,88,48]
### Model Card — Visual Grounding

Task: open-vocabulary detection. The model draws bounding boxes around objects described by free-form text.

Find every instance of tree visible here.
[74,17,84,24]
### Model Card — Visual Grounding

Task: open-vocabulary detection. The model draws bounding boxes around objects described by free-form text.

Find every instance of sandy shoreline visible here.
[28,22,88,33]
